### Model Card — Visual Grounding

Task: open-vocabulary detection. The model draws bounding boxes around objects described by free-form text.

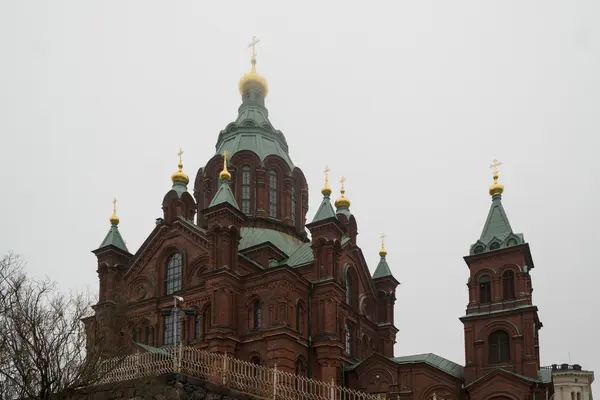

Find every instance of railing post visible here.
[273,364,278,400]
[330,378,335,400]
[223,351,228,385]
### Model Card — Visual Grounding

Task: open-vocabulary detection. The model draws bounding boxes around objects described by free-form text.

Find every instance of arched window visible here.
[488,330,510,363]
[165,253,183,295]
[202,306,211,341]
[269,169,277,218]
[577,393,581,400]
[241,165,251,215]
[195,315,201,339]
[253,300,262,330]
[145,326,151,345]
[502,270,515,299]
[571,392,575,400]
[474,245,485,254]
[291,183,296,224]
[490,242,501,250]
[346,273,352,305]
[345,323,353,356]
[479,275,491,304]
[296,302,304,334]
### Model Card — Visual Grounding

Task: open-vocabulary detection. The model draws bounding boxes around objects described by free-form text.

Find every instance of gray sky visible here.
[1,0,598,391]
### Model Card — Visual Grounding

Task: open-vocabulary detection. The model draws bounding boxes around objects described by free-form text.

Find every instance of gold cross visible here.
[112,197,117,213]
[340,176,346,192]
[380,233,386,246]
[489,159,503,174]
[324,166,330,183]
[248,36,260,60]
[177,148,184,165]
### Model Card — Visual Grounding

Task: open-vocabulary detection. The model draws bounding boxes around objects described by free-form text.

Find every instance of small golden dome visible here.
[335,176,351,209]
[171,149,189,185]
[219,151,231,181]
[239,63,269,97]
[109,198,119,225]
[379,234,387,257]
[489,172,504,197]
[322,166,332,197]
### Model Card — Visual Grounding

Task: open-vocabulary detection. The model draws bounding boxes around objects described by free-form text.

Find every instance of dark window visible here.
[490,242,501,250]
[474,245,485,254]
[346,274,352,305]
[269,169,277,218]
[195,315,201,339]
[242,166,251,215]
[577,393,581,400]
[479,275,491,304]
[345,323,353,355]
[132,328,137,342]
[296,303,304,334]
[488,330,510,363]
[503,270,515,299]
[507,238,518,247]
[291,184,296,223]
[165,253,183,295]
[253,301,261,329]
[164,314,179,346]
[203,306,211,341]
[145,326,151,344]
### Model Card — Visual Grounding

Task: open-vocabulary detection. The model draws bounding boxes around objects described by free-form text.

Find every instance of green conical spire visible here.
[98,199,129,252]
[311,167,338,223]
[209,158,239,210]
[373,234,394,279]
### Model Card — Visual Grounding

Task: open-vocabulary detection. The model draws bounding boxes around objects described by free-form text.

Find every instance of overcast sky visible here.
[1,0,598,392]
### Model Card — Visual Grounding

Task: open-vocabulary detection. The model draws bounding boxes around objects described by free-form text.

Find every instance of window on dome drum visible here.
[479,275,491,304]
[269,169,277,218]
[164,253,183,295]
[489,242,501,250]
[163,313,179,346]
[203,306,211,341]
[503,270,515,299]
[571,393,575,400]
[291,184,296,223]
[488,330,510,363]
[345,323,353,356]
[253,301,262,329]
[242,166,251,215]
[474,245,485,254]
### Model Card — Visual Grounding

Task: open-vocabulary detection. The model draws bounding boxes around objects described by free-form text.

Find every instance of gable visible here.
[390,353,464,380]
[465,368,546,397]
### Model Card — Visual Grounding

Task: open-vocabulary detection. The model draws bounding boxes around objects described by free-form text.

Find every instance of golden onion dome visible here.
[171,149,189,185]
[219,151,231,181]
[109,198,120,225]
[334,177,351,208]
[489,172,504,197]
[238,59,268,97]
[379,234,387,258]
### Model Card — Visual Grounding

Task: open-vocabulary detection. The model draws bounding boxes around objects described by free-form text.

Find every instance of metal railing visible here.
[96,346,383,400]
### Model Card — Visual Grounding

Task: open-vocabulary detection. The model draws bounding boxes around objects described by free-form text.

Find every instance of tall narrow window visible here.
[488,330,510,363]
[195,315,201,339]
[291,184,296,224]
[242,166,251,215]
[164,314,176,346]
[145,326,151,345]
[202,306,211,341]
[479,275,491,304]
[296,302,304,334]
[346,274,352,305]
[132,328,137,342]
[269,169,277,218]
[503,270,515,299]
[253,301,262,329]
[165,253,183,295]
[345,323,353,355]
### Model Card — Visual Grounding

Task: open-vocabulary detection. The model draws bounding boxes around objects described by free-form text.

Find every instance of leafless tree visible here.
[0,252,122,400]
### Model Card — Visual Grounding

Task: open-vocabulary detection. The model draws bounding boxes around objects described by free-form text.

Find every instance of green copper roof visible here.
[390,353,464,379]
[209,180,239,209]
[238,227,314,267]
[214,88,294,169]
[336,206,351,219]
[171,181,187,198]
[311,195,338,223]
[98,224,129,252]
[373,256,393,279]
[470,194,525,255]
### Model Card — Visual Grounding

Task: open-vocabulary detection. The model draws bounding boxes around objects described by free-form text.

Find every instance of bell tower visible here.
[460,161,542,386]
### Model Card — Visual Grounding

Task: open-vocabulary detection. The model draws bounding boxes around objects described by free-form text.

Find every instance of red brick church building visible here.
[86,44,553,400]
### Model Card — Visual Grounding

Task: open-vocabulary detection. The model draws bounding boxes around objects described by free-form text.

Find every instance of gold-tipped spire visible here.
[171,148,190,185]
[219,151,232,181]
[238,36,269,96]
[334,176,351,209]
[322,166,332,197]
[488,159,504,197]
[379,233,387,257]
[109,197,120,225]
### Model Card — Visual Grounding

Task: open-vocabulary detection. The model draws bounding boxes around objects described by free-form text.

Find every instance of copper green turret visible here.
[98,198,129,252]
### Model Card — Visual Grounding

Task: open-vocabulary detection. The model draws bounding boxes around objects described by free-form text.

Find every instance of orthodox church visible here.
[86,42,553,400]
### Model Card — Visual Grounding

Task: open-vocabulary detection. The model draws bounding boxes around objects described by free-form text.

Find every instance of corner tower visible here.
[461,161,549,399]
[194,37,309,240]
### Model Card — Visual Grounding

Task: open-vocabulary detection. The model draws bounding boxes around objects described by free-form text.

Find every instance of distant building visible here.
[84,40,557,400]
[546,364,594,400]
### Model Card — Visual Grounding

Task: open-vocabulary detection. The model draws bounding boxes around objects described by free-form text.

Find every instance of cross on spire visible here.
[340,176,346,191]
[489,159,503,174]
[177,148,184,165]
[248,36,260,61]
[112,197,117,213]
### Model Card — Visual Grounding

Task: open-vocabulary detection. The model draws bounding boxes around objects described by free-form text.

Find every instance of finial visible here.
[334,176,351,209]
[379,233,387,257]
[488,159,504,197]
[248,36,260,72]
[109,197,120,225]
[322,166,332,197]
[171,148,190,185]
[239,36,269,96]
[219,150,232,181]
